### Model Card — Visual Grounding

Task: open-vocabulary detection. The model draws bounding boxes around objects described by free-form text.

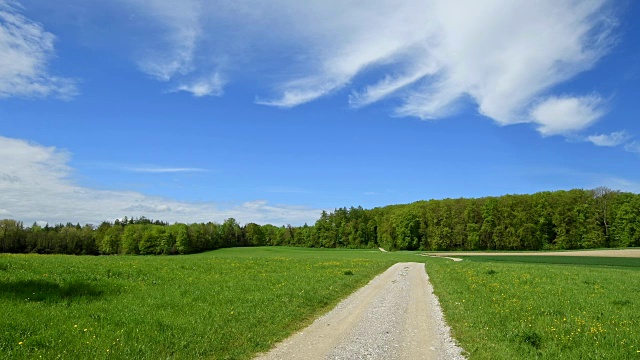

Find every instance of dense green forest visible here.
[1,188,639,255]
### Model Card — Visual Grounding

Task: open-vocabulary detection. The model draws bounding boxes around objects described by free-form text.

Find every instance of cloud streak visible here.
[0,135,322,226]
[124,167,208,174]
[124,0,201,81]
[587,131,630,147]
[624,142,640,154]
[0,0,77,99]
[171,72,225,97]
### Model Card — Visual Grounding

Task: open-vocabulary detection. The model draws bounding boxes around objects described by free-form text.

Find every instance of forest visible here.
[1,188,639,255]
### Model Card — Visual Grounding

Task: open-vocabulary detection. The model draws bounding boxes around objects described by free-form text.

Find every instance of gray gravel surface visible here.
[254,262,466,360]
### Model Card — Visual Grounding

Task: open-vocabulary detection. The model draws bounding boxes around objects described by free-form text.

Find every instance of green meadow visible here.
[0,248,398,359]
[427,255,640,359]
[1,248,639,359]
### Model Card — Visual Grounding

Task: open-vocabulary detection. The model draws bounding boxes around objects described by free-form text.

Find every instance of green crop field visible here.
[427,255,640,359]
[458,255,640,269]
[2,248,639,359]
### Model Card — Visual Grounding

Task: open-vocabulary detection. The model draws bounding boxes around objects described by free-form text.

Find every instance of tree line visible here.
[0,217,274,255]
[1,188,639,255]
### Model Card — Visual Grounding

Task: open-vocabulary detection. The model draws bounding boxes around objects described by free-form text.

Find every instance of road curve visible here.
[254,262,465,360]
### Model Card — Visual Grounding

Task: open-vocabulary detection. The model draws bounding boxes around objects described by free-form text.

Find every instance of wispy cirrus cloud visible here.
[116,0,616,136]
[349,62,439,108]
[88,163,210,174]
[587,130,630,147]
[624,141,640,154]
[0,0,77,99]
[123,0,201,81]
[124,167,208,174]
[0,135,322,225]
[171,72,225,97]
[122,0,226,98]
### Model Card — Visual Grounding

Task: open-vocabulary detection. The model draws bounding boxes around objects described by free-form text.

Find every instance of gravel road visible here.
[254,262,466,360]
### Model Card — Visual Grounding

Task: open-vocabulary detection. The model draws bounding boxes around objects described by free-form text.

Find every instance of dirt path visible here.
[426,249,640,258]
[254,262,465,360]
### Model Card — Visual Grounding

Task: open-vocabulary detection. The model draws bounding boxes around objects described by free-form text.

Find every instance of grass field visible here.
[427,255,640,359]
[461,255,640,268]
[0,248,400,359]
[2,248,639,359]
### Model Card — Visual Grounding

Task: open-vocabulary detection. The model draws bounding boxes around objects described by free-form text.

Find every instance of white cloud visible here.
[0,0,77,99]
[116,0,615,135]
[587,131,630,147]
[395,0,614,126]
[172,73,224,97]
[0,135,323,225]
[530,95,606,135]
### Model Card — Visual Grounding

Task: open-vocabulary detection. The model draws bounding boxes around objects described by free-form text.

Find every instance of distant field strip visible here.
[462,255,640,268]
[426,248,640,258]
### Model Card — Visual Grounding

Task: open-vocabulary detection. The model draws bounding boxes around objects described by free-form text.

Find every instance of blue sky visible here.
[1,0,639,226]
